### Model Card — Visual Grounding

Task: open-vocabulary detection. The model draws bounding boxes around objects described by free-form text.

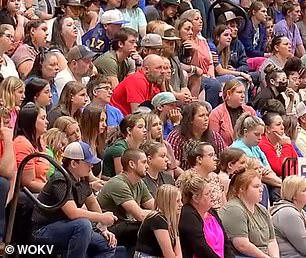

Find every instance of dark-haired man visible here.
[97,148,154,248]
[87,74,124,128]
[94,27,139,89]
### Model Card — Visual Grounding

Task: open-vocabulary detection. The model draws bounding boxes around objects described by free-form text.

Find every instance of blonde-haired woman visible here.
[135,184,182,258]
[232,113,282,193]
[219,169,279,258]
[53,116,81,143]
[143,113,183,178]
[0,76,25,128]
[43,128,68,178]
[179,9,223,108]
[271,175,306,258]
[177,171,234,258]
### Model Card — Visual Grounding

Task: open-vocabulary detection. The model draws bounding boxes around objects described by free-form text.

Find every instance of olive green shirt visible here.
[218,197,275,255]
[102,139,128,177]
[94,50,135,82]
[97,173,152,222]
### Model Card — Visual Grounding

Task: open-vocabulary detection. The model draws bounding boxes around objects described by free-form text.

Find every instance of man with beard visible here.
[110,54,165,116]
[55,45,95,95]
[154,23,192,103]
[97,148,154,250]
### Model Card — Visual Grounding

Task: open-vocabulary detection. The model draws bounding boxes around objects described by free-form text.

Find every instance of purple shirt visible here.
[274,19,302,54]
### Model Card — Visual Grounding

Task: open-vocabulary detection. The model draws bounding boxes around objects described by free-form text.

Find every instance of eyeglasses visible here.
[95,85,112,92]
[203,153,217,158]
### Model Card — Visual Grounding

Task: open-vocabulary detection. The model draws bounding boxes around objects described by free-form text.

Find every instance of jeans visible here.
[216,74,236,84]
[33,218,115,258]
[201,77,223,109]
[0,176,9,241]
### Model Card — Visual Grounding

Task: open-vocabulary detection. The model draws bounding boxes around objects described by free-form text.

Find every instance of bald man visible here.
[110,54,165,115]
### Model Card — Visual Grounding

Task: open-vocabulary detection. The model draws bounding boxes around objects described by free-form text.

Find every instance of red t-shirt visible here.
[110,70,160,116]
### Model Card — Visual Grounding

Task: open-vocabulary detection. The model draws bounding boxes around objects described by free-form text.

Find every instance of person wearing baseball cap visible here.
[152,92,182,138]
[31,140,118,258]
[296,101,306,156]
[153,23,192,103]
[140,33,163,58]
[145,0,180,26]
[82,9,128,53]
[55,45,95,95]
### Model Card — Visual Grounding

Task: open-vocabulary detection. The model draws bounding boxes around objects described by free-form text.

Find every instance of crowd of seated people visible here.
[2,0,306,257]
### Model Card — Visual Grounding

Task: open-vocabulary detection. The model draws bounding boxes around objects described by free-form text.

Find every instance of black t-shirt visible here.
[251,87,285,111]
[135,213,170,256]
[32,170,92,226]
[142,172,175,198]
[226,104,243,129]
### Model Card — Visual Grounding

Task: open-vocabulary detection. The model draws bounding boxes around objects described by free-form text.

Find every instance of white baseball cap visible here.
[296,101,306,118]
[63,141,101,165]
[101,9,129,25]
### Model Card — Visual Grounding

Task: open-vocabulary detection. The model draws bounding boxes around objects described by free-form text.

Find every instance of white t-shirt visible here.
[54,66,89,95]
[0,54,19,78]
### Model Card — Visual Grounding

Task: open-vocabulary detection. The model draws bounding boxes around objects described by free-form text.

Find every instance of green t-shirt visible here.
[93,50,135,82]
[218,197,275,255]
[46,147,55,179]
[103,139,128,177]
[97,173,152,222]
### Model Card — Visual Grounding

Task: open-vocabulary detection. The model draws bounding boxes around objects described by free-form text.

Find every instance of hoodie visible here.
[270,200,306,258]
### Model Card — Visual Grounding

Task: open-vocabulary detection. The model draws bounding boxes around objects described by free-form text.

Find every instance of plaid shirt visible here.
[166,130,225,171]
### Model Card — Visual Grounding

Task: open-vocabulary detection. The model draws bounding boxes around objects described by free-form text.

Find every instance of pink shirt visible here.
[203,214,224,258]
[9,109,18,130]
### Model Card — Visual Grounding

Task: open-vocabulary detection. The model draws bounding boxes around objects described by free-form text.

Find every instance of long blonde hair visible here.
[152,184,180,244]
[0,76,25,110]
[44,128,68,162]
[143,113,163,143]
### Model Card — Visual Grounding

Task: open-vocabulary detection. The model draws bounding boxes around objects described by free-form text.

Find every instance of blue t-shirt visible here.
[208,40,221,67]
[163,120,174,139]
[231,138,269,167]
[106,104,124,127]
[82,23,110,53]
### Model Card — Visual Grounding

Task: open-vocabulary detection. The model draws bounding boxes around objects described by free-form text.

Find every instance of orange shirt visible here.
[13,136,49,184]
